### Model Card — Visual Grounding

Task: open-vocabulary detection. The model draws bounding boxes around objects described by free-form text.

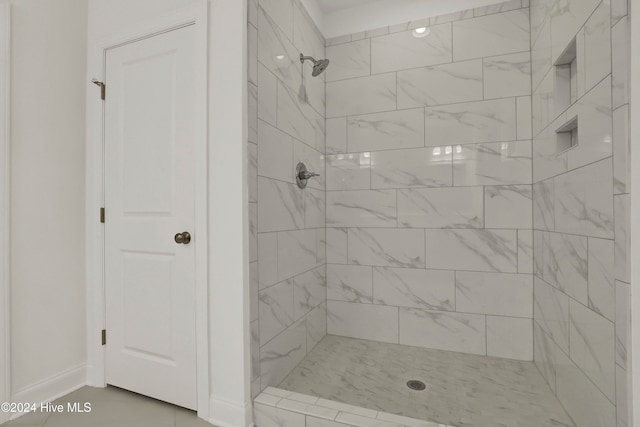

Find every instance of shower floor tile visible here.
[278,335,574,427]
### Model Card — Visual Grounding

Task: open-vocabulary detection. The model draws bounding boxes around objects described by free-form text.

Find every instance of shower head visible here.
[300,53,330,77]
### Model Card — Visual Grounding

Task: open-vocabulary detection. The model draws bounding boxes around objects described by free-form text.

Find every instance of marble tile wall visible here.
[324,1,534,362]
[530,0,631,425]
[248,0,327,398]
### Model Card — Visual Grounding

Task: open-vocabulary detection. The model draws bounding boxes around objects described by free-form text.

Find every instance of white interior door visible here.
[104,25,197,410]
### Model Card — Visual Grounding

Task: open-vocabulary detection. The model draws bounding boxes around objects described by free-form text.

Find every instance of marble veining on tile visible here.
[427,99,517,146]
[426,229,518,273]
[371,147,452,189]
[279,335,574,427]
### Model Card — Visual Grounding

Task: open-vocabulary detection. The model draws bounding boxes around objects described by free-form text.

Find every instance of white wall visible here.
[8,0,88,399]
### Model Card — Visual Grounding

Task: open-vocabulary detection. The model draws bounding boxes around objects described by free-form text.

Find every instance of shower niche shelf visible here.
[555,116,578,153]
[553,37,580,154]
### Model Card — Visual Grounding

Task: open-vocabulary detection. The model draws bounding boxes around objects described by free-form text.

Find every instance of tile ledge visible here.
[255,387,453,427]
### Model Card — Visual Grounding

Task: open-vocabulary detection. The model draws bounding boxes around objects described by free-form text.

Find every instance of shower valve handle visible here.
[298,170,320,180]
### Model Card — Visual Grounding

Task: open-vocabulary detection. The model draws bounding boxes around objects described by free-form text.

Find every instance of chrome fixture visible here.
[296,162,320,189]
[300,53,330,77]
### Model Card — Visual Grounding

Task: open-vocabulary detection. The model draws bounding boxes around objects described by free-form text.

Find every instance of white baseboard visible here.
[209,395,254,427]
[9,363,86,420]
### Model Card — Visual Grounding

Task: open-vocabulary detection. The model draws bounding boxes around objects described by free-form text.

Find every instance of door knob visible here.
[174,231,191,244]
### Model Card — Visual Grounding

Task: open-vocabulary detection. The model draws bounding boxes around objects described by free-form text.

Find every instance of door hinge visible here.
[101,329,107,345]
[100,207,105,223]
[91,79,106,100]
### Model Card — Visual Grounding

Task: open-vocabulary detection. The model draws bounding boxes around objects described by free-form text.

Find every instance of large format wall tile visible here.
[453,9,530,61]
[326,228,347,264]
[258,177,304,232]
[260,279,294,345]
[555,345,616,427]
[260,319,307,388]
[293,267,326,320]
[327,301,399,343]
[326,117,347,154]
[293,4,324,62]
[326,153,371,191]
[327,264,373,303]
[259,233,279,289]
[534,320,557,393]
[326,190,397,227]
[613,104,630,195]
[400,308,486,355]
[371,23,453,74]
[483,52,532,99]
[518,230,534,274]
[517,96,532,140]
[474,0,522,17]
[569,299,615,401]
[453,140,532,186]
[426,98,517,145]
[456,272,532,318]
[397,60,483,108]
[615,194,630,283]
[549,0,600,62]
[278,229,318,281]
[258,120,294,183]
[306,302,327,351]
[426,229,518,272]
[373,267,455,311]
[260,0,294,38]
[554,158,614,239]
[487,316,533,360]
[537,232,588,304]
[566,77,612,171]
[278,81,325,152]
[534,277,570,354]
[485,185,532,229]
[616,280,630,368]
[583,0,611,92]
[258,63,278,126]
[370,147,452,189]
[348,228,425,268]
[326,73,396,117]
[252,0,327,397]
[348,109,424,152]
[397,187,483,228]
[304,188,325,229]
[612,18,629,109]
[588,238,615,321]
[325,39,370,82]
[258,8,300,92]
[533,179,554,231]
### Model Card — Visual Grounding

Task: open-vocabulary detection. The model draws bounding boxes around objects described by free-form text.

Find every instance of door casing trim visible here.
[0,3,10,423]
[85,2,210,420]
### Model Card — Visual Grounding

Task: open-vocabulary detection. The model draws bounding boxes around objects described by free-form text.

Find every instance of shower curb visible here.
[253,386,451,427]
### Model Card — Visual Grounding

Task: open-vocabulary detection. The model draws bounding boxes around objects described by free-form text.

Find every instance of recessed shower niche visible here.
[554,37,579,153]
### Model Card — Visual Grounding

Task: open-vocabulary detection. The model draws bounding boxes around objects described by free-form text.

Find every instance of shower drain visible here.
[406,380,426,391]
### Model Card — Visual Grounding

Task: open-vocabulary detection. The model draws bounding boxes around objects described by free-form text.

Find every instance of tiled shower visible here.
[247,0,631,425]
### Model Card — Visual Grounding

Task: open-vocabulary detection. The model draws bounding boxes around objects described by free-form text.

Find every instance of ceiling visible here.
[308,0,510,38]
[315,0,379,14]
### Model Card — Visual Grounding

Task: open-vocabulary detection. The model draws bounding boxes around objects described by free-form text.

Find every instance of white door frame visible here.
[85,2,210,419]
[0,2,10,424]
[630,1,640,425]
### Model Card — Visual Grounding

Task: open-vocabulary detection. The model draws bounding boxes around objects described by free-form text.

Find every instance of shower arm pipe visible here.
[300,54,316,64]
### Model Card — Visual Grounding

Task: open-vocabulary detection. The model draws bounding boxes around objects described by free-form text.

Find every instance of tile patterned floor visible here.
[2,386,215,427]
[279,335,575,427]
